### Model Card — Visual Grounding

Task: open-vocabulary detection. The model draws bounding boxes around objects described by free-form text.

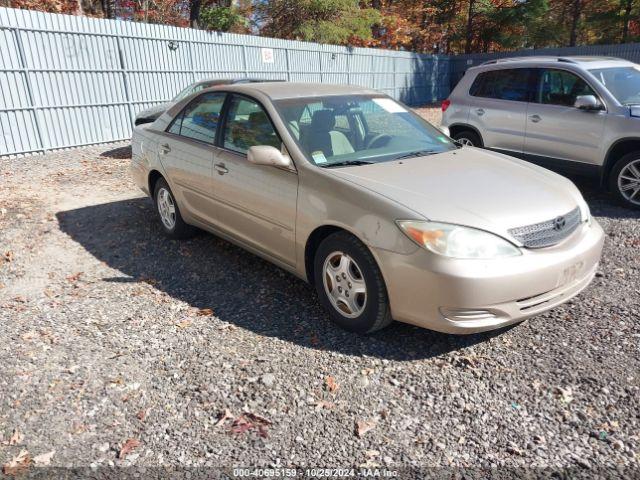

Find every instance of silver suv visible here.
[441,56,640,208]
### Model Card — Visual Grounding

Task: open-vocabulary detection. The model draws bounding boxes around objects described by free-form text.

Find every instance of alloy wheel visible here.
[618,159,640,206]
[458,137,474,146]
[322,251,367,318]
[157,187,177,229]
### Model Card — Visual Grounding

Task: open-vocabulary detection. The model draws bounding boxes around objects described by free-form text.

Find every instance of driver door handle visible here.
[214,163,228,175]
[529,114,541,123]
[475,108,485,116]
[159,143,171,154]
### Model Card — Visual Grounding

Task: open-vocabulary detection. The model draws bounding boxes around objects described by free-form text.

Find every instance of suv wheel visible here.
[153,178,197,239]
[453,130,482,147]
[313,232,393,334]
[609,152,640,209]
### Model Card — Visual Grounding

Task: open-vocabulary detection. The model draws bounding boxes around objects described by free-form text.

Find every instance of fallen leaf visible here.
[215,409,233,427]
[119,438,140,459]
[555,387,574,404]
[196,308,213,316]
[9,429,23,445]
[325,376,339,393]
[229,413,270,438]
[2,449,30,475]
[65,272,83,283]
[2,251,13,263]
[176,319,192,329]
[244,412,271,425]
[33,450,55,466]
[355,419,377,437]
[314,400,334,411]
[136,409,147,421]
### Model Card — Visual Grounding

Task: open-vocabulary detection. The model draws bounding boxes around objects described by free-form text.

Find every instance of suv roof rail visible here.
[479,56,582,66]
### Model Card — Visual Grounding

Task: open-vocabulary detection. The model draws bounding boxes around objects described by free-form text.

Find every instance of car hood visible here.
[328,148,583,242]
[136,103,172,120]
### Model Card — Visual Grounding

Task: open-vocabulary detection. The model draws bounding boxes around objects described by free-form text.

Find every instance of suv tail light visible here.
[441,99,451,112]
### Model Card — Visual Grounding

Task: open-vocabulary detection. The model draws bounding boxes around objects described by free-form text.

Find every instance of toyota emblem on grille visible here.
[553,216,567,231]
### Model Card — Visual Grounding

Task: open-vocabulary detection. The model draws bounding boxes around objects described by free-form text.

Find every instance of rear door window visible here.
[469,68,533,102]
[167,92,226,144]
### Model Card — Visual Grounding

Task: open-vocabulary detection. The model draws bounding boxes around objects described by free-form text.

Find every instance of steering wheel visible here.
[366,134,392,149]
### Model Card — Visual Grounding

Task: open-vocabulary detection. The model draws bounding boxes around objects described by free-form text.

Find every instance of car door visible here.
[524,68,606,167]
[209,94,298,266]
[157,92,226,226]
[467,68,533,154]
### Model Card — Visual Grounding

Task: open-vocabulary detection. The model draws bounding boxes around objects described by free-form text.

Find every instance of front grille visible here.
[508,207,582,248]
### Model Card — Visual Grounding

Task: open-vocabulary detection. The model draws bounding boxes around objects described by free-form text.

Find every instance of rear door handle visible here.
[475,108,485,116]
[159,143,171,154]
[214,163,228,175]
[529,114,541,123]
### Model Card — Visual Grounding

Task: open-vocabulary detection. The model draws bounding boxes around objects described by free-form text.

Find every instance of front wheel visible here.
[609,152,640,209]
[313,232,392,334]
[453,130,482,147]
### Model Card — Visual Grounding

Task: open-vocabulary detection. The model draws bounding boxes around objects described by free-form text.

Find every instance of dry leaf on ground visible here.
[33,450,55,466]
[119,438,140,459]
[196,308,214,316]
[314,400,334,411]
[325,376,339,393]
[2,449,31,476]
[215,409,233,427]
[9,429,23,446]
[176,319,192,329]
[355,419,377,437]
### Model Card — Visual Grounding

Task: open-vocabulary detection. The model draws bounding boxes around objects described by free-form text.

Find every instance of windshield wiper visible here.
[392,149,438,160]
[321,160,374,168]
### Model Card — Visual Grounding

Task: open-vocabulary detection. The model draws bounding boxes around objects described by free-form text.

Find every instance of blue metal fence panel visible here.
[0,6,449,156]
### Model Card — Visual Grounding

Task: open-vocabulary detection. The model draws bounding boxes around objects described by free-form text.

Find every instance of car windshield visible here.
[589,66,640,105]
[274,95,456,167]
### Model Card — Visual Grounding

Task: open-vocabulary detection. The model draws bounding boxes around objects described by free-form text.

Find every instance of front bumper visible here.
[374,220,605,334]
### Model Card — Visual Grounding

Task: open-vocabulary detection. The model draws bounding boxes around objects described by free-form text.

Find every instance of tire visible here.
[609,152,640,210]
[313,232,392,334]
[453,130,482,147]
[153,178,197,239]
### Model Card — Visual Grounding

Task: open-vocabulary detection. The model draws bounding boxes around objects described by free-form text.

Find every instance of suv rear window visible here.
[469,69,532,102]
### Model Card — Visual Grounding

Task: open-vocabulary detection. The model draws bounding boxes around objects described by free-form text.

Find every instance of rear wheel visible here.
[313,232,392,334]
[153,178,197,239]
[453,130,482,147]
[609,152,640,209]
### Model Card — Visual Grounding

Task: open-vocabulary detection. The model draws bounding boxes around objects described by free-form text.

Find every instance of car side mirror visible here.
[574,95,602,111]
[247,145,292,168]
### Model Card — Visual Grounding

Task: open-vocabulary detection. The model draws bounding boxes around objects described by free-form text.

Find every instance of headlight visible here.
[397,220,521,259]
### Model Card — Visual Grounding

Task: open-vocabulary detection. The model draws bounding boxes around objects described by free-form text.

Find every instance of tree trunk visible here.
[189,0,202,28]
[621,0,632,43]
[569,0,581,47]
[465,0,475,54]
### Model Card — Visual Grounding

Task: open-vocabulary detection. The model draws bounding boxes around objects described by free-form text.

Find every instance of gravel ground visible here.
[0,136,639,478]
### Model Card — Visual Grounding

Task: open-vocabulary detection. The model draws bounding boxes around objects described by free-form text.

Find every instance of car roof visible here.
[204,82,382,100]
[473,55,635,71]
[195,78,285,87]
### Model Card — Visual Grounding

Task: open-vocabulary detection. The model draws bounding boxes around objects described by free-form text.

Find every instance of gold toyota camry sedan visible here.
[131,82,604,334]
